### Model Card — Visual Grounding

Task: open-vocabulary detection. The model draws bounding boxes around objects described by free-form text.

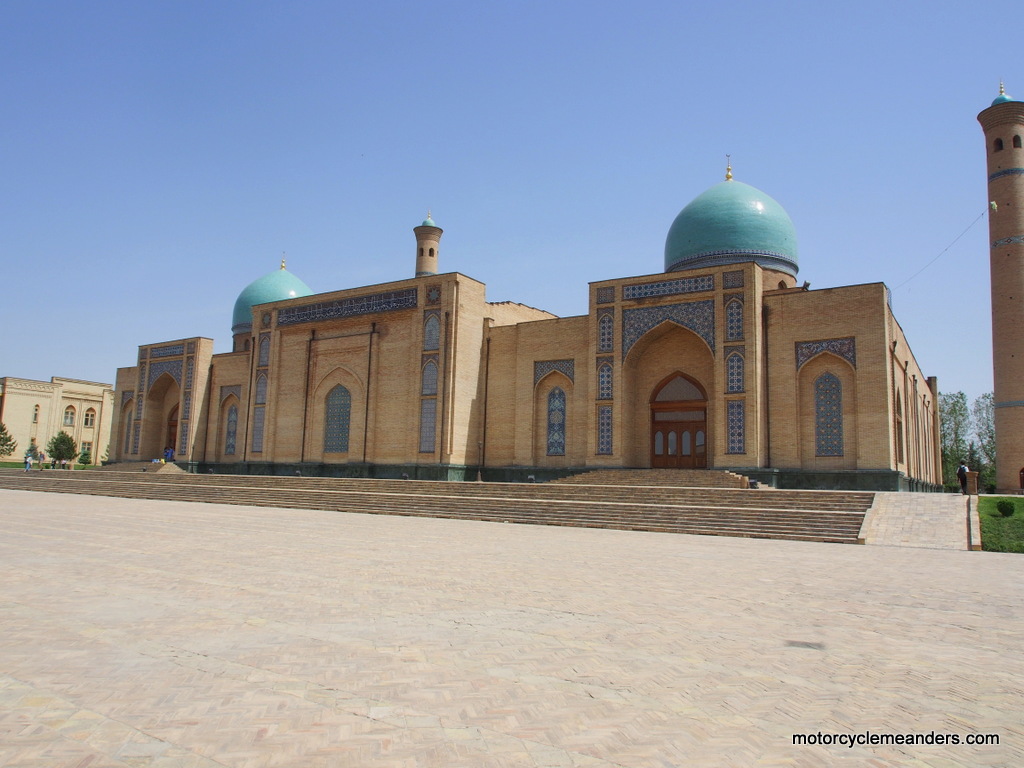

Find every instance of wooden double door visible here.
[651,408,707,468]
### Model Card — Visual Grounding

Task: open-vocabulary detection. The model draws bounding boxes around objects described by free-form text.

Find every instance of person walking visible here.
[957,461,969,495]
[24,454,32,472]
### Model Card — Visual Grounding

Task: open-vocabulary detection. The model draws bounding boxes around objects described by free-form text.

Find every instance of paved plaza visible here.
[1,489,1022,768]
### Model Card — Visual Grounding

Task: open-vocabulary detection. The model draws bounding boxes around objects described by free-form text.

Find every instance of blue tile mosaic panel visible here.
[796,338,856,369]
[596,286,616,304]
[597,405,613,454]
[121,390,134,406]
[815,372,843,456]
[178,421,189,456]
[255,374,268,405]
[150,344,184,359]
[534,359,575,385]
[123,416,133,454]
[423,313,441,351]
[726,299,743,341]
[726,352,744,393]
[723,270,744,289]
[547,387,566,456]
[182,391,192,419]
[598,311,614,352]
[225,405,238,455]
[989,167,1024,181]
[131,422,140,454]
[148,360,182,389]
[993,235,1024,247]
[185,357,195,389]
[622,300,715,356]
[422,361,439,396]
[419,399,437,453]
[623,274,714,300]
[251,407,265,453]
[135,393,144,420]
[324,385,351,453]
[727,400,745,454]
[278,288,418,326]
[598,363,613,400]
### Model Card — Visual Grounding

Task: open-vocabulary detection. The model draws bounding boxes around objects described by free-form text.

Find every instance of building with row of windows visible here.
[110,163,942,490]
[0,376,114,463]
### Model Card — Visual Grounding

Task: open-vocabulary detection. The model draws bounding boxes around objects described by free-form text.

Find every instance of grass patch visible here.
[0,461,91,470]
[978,496,1024,553]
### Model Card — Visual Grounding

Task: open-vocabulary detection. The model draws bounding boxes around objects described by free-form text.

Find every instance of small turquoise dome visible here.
[232,265,313,333]
[664,179,799,277]
[992,92,1015,105]
[422,216,436,227]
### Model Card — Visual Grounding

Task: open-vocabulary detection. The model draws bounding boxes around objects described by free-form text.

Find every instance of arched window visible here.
[424,314,440,351]
[225,405,238,455]
[895,391,904,464]
[324,385,352,453]
[1015,135,1023,149]
[258,336,270,367]
[726,352,744,392]
[598,314,613,352]
[32,405,39,423]
[546,387,566,456]
[815,372,843,456]
[429,247,435,259]
[63,406,76,427]
[254,374,268,404]
[597,363,613,399]
[84,408,96,428]
[422,361,438,395]
[726,299,743,340]
[995,137,1004,152]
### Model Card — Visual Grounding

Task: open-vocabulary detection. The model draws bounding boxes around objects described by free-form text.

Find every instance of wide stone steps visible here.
[551,468,751,489]
[0,469,872,544]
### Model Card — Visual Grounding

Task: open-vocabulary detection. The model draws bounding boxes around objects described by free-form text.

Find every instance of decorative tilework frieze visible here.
[121,391,134,406]
[597,363,613,400]
[423,311,441,351]
[135,393,144,420]
[623,274,714,300]
[185,357,195,389]
[597,405,613,454]
[258,334,271,368]
[723,270,744,289]
[324,386,352,453]
[534,359,575,385]
[725,298,743,341]
[251,407,265,453]
[148,360,183,390]
[220,385,242,403]
[989,167,1024,181]
[421,353,439,366]
[595,356,613,367]
[418,399,437,453]
[277,288,418,326]
[727,400,745,454]
[182,391,192,420]
[596,286,616,304]
[994,400,1024,409]
[622,300,716,356]
[150,344,184,359]
[796,338,856,369]
[993,235,1024,247]
[178,421,189,456]
[131,422,141,454]
[425,284,442,306]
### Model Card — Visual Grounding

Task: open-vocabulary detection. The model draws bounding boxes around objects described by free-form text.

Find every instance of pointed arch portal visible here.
[650,373,707,468]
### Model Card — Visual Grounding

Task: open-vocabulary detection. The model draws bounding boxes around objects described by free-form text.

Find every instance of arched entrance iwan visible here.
[650,372,707,468]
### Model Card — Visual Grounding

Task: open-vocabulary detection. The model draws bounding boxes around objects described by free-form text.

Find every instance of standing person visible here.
[61,458,67,470]
[50,456,56,470]
[24,454,32,472]
[38,452,45,470]
[957,461,969,495]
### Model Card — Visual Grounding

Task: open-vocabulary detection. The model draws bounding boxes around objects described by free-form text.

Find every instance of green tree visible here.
[26,439,40,460]
[972,392,996,490]
[940,391,970,487]
[0,422,16,458]
[46,431,79,466]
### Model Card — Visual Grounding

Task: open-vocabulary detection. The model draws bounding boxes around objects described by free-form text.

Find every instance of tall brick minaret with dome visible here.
[978,84,1024,492]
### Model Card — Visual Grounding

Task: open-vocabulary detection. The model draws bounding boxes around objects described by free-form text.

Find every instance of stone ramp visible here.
[859,492,979,550]
[0,469,872,544]
[551,468,751,488]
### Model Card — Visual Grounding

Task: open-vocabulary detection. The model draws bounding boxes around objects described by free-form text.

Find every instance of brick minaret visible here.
[414,213,442,277]
[978,85,1024,492]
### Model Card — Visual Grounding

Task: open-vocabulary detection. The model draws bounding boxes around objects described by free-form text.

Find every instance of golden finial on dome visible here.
[725,154,733,181]
[1000,80,1006,96]
[280,253,286,270]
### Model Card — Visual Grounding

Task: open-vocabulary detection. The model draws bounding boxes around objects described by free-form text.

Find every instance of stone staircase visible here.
[0,468,873,544]
[550,468,751,489]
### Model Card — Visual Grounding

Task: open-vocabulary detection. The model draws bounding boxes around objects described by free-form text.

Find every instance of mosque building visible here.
[110,149,964,490]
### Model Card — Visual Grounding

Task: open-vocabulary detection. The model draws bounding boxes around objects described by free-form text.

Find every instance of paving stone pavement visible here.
[0,489,1022,768]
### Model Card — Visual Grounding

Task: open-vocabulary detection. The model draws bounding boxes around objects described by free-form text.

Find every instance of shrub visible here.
[997,500,1016,518]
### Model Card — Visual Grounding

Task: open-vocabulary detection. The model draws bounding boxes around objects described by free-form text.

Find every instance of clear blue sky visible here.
[0,0,1014,405]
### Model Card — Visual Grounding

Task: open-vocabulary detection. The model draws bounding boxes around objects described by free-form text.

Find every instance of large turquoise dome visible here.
[664,179,799,277]
[231,265,313,333]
